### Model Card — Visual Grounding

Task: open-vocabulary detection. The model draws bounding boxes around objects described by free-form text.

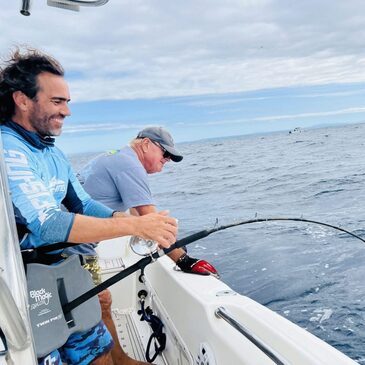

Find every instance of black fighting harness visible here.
[20,232,101,358]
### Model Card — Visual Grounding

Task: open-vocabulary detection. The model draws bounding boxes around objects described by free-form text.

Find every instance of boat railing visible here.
[215,306,289,365]
[21,0,110,16]
[0,133,37,363]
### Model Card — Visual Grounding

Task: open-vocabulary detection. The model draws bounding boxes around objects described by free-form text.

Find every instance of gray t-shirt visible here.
[79,146,154,211]
[63,146,154,256]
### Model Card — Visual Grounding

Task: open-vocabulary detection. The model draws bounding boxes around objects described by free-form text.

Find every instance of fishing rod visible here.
[62,216,365,314]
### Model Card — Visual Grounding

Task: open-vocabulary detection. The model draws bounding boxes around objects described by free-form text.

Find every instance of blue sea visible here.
[70,123,365,363]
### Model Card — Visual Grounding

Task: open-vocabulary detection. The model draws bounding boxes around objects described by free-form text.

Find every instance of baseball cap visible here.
[137,127,183,162]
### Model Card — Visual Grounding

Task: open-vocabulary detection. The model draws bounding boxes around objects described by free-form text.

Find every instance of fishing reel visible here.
[129,236,159,256]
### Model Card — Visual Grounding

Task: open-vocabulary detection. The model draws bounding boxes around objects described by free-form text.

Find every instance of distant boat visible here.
[288,127,302,134]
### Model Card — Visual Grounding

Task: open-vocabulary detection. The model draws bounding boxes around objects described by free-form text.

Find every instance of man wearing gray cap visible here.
[77,126,217,270]
[74,126,218,363]
[136,126,184,162]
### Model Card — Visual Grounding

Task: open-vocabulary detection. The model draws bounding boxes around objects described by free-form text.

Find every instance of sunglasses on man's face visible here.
[151,140,171,159]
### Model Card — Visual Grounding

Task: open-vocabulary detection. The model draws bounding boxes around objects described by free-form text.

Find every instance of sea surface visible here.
[70,123,365,363]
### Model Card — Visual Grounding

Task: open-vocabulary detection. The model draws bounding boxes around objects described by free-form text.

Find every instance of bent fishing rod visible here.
[62,216,365,314]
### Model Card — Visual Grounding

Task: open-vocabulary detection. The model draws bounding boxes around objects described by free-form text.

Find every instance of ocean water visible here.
[70,123,365,363]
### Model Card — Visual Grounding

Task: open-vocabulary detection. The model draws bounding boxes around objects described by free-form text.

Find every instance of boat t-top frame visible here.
[20,0,110,16]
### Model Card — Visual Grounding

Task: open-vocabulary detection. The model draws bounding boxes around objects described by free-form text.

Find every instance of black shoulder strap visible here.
[21,250,65,266]
[0,327,8,357]
[16,223,30,241]
[35,242,79,254]
[16,224,78,254]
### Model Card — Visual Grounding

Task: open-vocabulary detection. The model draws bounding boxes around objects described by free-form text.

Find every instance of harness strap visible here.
[0,327,8,357]
[16,223,30,241]
[21,250,65,266]
[17,222,79,255]
[35,241,80,254]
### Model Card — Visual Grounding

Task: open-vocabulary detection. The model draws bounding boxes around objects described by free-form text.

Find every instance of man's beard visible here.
[29,113,63,137]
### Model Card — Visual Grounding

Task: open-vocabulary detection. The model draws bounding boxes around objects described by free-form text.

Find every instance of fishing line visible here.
[164,217,365,254]
[62,216,365,314]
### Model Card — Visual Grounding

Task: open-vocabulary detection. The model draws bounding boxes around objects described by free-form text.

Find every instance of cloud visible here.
[253,106,365,122]
[63,105,365,134]
[176,106,365,127]
[62,122,141,134]
[2,1,365,101]
[174,88,365,109]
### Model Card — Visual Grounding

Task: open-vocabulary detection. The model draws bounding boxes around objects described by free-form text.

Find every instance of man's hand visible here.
[134,210,177,248]
[176,254,219,278]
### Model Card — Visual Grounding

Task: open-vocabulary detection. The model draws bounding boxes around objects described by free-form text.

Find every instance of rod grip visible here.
[163,229,212,255]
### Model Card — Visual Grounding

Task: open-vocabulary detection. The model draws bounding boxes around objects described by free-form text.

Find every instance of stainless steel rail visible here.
[215,306,290,365]
[21,0,109,16]
[0,134,37,362]
[48,0,109,6]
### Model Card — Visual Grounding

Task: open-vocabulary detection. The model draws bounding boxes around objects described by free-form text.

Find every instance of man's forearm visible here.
[67,214,137,243]
[67,211,178,248]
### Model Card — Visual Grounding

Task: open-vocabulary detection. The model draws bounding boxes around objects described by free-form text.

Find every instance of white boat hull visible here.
[97,237,357,365]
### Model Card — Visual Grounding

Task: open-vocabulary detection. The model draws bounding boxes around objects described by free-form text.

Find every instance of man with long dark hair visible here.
[0,47,177,365]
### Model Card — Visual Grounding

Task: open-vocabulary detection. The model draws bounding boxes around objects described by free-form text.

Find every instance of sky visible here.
[2,0,365,154]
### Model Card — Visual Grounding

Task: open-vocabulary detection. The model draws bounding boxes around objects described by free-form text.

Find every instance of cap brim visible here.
[161,144,183,162]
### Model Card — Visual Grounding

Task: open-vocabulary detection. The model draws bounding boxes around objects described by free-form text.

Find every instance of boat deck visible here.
[99,252,167,364]
[112,308,166,364]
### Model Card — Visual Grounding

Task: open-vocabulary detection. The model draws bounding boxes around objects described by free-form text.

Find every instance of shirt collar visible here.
[5,120,55,150]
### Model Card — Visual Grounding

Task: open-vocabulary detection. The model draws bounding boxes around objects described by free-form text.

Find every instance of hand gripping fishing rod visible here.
[62,217,365,314]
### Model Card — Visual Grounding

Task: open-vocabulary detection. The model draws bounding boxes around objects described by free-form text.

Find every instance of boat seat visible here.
[26,255,101,358]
